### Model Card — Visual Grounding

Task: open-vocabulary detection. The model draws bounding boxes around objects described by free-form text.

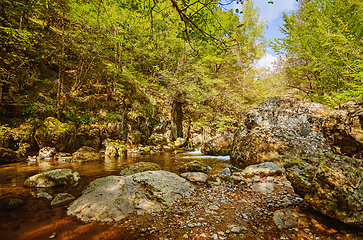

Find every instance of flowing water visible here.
[0,149,232,240]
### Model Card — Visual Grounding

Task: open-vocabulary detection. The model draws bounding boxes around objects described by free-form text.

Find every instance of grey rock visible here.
[273,209,301,229]
[51,193,75,207]
[38,147,57,159]
[24,168,81,188]
[120,162,161,176]
[243,162,283,178]
[251,182,274,194]
[322,101,363,159]
[182,172,208,183]
[230,96,331,168]
[68,170,194,222]
[218,168,232,176]
[201,134,233,156]
[285,152,363,228]
[37,192,53,200]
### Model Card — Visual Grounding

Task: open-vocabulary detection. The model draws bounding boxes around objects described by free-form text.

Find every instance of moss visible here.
[283,158,304,169]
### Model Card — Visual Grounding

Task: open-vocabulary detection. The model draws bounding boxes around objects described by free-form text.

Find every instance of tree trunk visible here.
[171,97,183,141]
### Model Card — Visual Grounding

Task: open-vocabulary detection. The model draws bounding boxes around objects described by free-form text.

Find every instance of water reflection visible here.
[0,149,233,191]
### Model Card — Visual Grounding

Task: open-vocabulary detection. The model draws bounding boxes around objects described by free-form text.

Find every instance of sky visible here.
[231,0,299,68]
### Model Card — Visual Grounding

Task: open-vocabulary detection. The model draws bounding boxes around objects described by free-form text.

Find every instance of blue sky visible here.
[230,0,299,68]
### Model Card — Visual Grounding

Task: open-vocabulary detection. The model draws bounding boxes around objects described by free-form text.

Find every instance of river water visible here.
[0,149,232,240]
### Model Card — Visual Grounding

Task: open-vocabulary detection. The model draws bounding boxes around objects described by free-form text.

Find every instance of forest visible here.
[1,1,363,240]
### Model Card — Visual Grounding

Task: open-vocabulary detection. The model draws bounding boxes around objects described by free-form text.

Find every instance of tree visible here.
[272,0,363,106]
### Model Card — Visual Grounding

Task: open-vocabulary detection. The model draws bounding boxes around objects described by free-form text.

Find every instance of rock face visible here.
[285,152,363,228]
[67,170,194,222]
[230,96,331,168]
[72,146,101,162]
[322,101,363,159]
[201,134,233,156]
[119,162,161,176]
[24,168,81,188]
[34,117,77,152]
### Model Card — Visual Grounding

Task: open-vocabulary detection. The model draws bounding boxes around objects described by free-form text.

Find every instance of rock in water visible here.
[67,170,194,222]
[322,101,363,159]
[119,162,161,176]
[201,134,233,156]
[38,147,57,159]
[179,160,212,173]
[230,96,331,168]
[24,169,81,188]
[285,152,363,228]
[51,193,75,207]
[72,146,101,162]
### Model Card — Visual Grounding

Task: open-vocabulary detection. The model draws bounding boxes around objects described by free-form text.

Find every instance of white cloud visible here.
[257,53,277,68]
[254,0,297,21]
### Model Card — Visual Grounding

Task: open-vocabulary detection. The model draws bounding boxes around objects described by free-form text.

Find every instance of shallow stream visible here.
[0,150,231,240]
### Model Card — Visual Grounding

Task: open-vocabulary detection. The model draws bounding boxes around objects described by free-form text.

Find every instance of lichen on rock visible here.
[68,170,194,222]
[284,152,363,228]
[24,168,81,188]
[230,96,331,169]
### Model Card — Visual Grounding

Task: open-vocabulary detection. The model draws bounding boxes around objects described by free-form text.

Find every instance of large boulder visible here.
[230,96,331,168]
[24,168,81,188]
[9,123,38,156]
[72,146,101,162]
[67,170,194,222]
[34,117,76,152]
[322,101,363,159]
[201,134,233,156]
[74,124,101,150]
[284,152,363,228]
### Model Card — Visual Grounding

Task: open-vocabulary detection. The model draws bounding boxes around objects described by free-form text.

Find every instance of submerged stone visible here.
[119,162,161,176]
[24,168,81,188]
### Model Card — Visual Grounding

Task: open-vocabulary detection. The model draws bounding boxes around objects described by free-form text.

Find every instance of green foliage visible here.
[272,0,363,107]
[107,112,124,122]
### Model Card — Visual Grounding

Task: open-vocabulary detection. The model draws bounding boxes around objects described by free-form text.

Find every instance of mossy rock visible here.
[206,174,234,186]
[74,124,101,150]
[285,152,363,228]
[0,147,20,165]
[119,162,161,176]
[34,117,76,152]
[105,141,127,159]
[179,160,212,173]
[72,146,101,162]
[0,126,11,148]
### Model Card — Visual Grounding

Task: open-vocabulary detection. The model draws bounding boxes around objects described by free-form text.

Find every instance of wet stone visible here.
[51,193,75,207]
